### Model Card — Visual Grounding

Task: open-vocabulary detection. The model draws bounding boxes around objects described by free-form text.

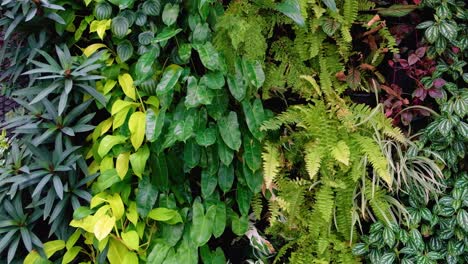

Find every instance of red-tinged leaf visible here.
[433,78,446,88]
[413,87,426,100]
[346,68,361,90]
[415,46,426,58]
[401,111,413,126]
[398,59,409,68]
[428,88,443,98]
[408,54,420,66]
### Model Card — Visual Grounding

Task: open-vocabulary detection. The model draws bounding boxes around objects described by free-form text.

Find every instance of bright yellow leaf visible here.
[331,140,350,166]
[100,156,114,172]
[94,215,115,241]
[128,111,146,150]
[103,79,117,95]
[126,202,138,226]
[83,43,107,57]
[89,20,111,40]
[116,152,130,180]
[100,118,113,136]
[118,74,136,100]
[121,230,139,251]
[107,193,124,220]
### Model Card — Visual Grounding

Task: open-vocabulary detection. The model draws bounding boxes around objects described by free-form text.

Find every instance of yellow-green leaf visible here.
[83,43,107,57]
[44,240,66,258]
[62,246,82,264]
[116,152,130,180]
[121,230,139,250]
[113,106,131,130]
[107,193,124,220]
[123,252,139,264]
[100,156,114,172]
[98,135,127,157]
[111,99,139,116]
[129,145,150,178]
[126,202,138,225]
[89,19,111,40]
[118,73,136,100]
[94,215,116,241]
[331,140,350,166]
[99,118,113,136]
[129,111,146,150]
[23,250,41,264]
[66,230,81,250]
[103,79,117,95]
[108,238,129,264]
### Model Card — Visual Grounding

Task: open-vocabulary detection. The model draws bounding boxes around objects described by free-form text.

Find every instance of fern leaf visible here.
[331,140,350,166]
[343,0,359,26]
[314,185,335,223]
[354,135,392,186]
[262,142,281,190]
[304,142,322,179]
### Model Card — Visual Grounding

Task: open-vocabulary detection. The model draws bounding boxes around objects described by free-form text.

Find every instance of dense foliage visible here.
[0,0,466,263]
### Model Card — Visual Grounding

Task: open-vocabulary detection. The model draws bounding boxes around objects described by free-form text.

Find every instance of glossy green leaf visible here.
[439,22,458,41]
[136,176,158,217]
[201,170,217,198]
[194,42,224,72]
[227,59,247,102]
[201,71,225,90]
[190,201,213,247]
[242,59,265,89]
[321,0,337,12]
[212,203,226,238]
[162,4,179,26]
[276,0,305,26]
[243,135,262,172]
[156,64,183,95]
[108,0,135,9]
[148,208,182,224]
[231,213,248,236]
[185,76,213,108]
[147,240,171,264]
[196,127,217,147]
[218,164,234,193]
[242,99,265,140]
[153,27,182,43]
[183,139,201,170]
[135,47,159,82]
[236,184,252,216]
[425,25,440,43]
[218,112,241,151]
[111,16,129,38]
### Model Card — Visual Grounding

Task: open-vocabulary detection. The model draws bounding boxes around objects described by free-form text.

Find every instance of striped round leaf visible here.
[111,16,129,38]
[135,11,147,26]
[140,78,158,95]
[94,2,113,20]
[425,25,440,43]
[137,44,149,55]
[120,10,136,26]
[117,40,134,62]
[138,31,154,45]
[142,0,161,16]
[439,22,458,41]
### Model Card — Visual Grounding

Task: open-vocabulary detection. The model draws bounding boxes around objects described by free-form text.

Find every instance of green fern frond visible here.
[343,0,359,26]
[314,185,335,223]
[354,135,392,186]
[251,193,264,220]
[304,142,323,180]
[262,142,282,190]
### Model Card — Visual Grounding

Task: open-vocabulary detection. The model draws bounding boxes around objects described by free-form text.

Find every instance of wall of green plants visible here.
[0,0,466,263]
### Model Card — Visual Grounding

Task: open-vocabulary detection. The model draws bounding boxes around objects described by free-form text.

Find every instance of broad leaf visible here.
[218,112,241,151]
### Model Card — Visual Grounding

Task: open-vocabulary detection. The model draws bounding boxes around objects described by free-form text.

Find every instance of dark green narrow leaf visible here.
[218,164,234,193]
